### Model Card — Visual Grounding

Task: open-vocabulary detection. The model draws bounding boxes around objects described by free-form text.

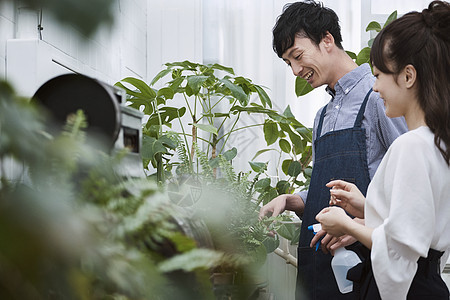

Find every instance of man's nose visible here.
[291,64,303,77]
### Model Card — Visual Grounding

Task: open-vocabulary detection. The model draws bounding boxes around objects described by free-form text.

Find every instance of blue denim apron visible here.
[296,89,373,300]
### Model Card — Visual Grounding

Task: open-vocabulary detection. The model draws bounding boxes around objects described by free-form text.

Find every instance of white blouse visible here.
[365,126,450,300]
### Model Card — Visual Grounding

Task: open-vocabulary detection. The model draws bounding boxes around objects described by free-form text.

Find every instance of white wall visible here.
[1,0,148,97]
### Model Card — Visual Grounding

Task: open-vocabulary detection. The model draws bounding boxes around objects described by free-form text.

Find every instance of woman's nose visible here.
[372,81,379,93]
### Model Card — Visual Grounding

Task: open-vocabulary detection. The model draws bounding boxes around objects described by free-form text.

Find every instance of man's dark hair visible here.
[272,1,343,57]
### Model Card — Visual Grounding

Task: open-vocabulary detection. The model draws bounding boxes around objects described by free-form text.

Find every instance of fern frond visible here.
[193,143,214,180]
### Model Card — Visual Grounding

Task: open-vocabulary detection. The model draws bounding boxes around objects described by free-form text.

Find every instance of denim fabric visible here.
[297,64,407,204]
[296,90,373,300]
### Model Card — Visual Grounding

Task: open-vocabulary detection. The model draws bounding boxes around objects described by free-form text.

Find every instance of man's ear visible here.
[404,64,417,88]
[321,31,335,51]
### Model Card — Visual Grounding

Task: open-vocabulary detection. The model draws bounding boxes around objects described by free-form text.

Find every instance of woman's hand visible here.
[315,206,352,237]
[326,180,366,219]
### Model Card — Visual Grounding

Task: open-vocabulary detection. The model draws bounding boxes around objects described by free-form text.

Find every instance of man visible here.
[259,1,407,299]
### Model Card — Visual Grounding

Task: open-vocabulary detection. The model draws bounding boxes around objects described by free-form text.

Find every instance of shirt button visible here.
[345,88,350,93]
[335,105,340,109]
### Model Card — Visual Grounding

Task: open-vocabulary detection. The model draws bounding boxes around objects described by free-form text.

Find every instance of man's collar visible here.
[325,86,336,97]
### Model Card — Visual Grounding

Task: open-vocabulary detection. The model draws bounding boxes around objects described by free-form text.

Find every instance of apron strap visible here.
[316,88,373,137]
[316,104,328,138]
[354,88,373,128]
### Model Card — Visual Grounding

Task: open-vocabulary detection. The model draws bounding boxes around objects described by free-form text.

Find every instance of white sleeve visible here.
[370,135,435,300]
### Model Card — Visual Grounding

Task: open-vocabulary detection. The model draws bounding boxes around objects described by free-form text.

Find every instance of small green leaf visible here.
[263,120,278,145]
[249,161,267,172]
[262,237,279,253]
[282,105,295,119]
[187,75,209,95]
[279,139,291,153]
[220,78,248,105]
[277,223,298,241]
[192,123,218,136]
[366,21,382,32]
[356,47,371,66]
[383,10,397,28]
[120,77,156,98]
[287,161,302,177]
[141,136,168,160]
[251,148,278,161]
[346,51,357,60]
[210,63,235,75]
[157,87,175,99]
[150,68,172,86]
[255,178,271,192]
[281,159,292,175]
[276,180,290,195]
[254,85,272,108]
[222,147,237,161]
[295,77,314,97]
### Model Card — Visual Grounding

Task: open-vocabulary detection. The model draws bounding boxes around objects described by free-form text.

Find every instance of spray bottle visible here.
[331,247,361,293]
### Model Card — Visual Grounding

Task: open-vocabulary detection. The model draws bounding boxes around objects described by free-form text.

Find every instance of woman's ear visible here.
[404,64,417,88]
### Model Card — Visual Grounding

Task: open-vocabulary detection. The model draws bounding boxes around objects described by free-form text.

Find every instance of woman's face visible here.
[372,66,409,118]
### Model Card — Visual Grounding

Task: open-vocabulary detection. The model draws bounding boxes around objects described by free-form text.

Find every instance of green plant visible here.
[116,61,314,249]
[0,81,234,299]
[116,61,273,184]
[295,11,398,97]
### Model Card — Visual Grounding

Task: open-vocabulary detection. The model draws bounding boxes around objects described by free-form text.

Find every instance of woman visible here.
[315,1,450,299]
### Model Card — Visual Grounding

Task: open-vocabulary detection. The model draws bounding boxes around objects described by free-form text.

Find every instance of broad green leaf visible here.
[281,159,292,176]
[346,51,357,60]
[115,82,147,99]
[287,160,302,177]
[249,161,267,172]
[222,147,237,161]
[120,77,156,98]
[157,87,175,100]
[282,105,295,119]
[186,75,209,95]
[366,21,382,32]
[277,223,298,241]
[295,127,313,142]
[295,77,314,97]
[158,248,223,272]
[290,227,301,245]
[260,187,279,205]
[263,120,278,146]
[280,123,304,154]
[255,178,271,192]
[279,139,291,153]
[192,123,218,136]
[169,76,184,90]
[383,11,397,28]
[254,84,272,108]
[356,47,371,66]
[210,63,235,75]
[220,78,248,105]
[158,135,177,149]
[141,136,168,160]
[368,38,374,48]
[262,237,279,253]
[276,180,290,195]
[150,68,172,86]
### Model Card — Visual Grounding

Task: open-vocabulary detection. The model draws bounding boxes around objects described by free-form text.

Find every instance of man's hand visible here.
[326,180,365,219]
[259,194,304,219]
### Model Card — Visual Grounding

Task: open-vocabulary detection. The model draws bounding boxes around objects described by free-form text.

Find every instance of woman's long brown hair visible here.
[370,0,450,165]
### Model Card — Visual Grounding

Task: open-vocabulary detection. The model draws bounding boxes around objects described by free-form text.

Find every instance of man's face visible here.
[281,35,330,88]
